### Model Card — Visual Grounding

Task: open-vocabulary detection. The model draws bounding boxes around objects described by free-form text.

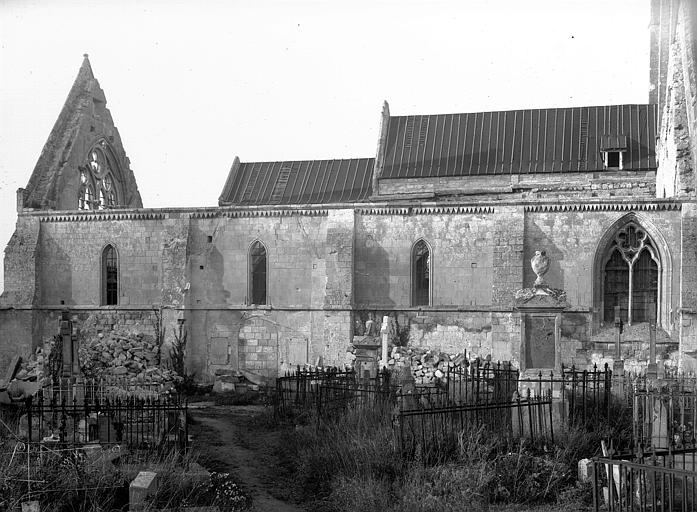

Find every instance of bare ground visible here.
[188,403,302,512]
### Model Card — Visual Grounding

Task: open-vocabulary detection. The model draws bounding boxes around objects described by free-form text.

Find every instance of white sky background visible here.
[0,0,650,293]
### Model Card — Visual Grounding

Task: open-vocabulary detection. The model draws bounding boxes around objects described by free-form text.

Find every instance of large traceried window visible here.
[412,239,431,306]
[249,241,267,305]
[102,245,118,306]
[78,140,120,210]
[602,223,658,325]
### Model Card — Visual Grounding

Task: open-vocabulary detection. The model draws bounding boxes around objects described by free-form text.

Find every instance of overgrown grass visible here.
[0,442,251,512]
[277,397,619,512]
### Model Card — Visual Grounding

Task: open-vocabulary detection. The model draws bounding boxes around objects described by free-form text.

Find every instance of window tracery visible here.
[77,140,120,210]
[602,223,659,325]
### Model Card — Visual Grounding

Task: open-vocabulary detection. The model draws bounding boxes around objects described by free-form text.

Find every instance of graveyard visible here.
[1,276,696,511]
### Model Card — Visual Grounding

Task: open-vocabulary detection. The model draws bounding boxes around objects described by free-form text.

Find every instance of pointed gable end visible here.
[22,55,143,211]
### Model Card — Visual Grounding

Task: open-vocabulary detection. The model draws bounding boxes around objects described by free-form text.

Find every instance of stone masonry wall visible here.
[187,214,329,307]
[1,215,40,306]
[656,15,696,199]
[0,310,34,372]
[679,204,697,370]
[523,208,681,323]
[355,210,495,307]
[38,215,173,306]
[355,309,590,370]
[491,206,524,308]
[379,171,657,200]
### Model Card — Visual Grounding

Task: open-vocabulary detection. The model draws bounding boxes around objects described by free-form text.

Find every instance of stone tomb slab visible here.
[524,315,556,369]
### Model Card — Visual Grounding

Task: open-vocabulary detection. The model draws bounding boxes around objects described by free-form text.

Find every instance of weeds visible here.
[169,324,196,395]
[278,396,604,512]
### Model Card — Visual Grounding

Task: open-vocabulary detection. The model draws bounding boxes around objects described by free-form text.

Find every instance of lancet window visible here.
[249,241,268,305]
[412,239,431,306]
[102,244,119,306]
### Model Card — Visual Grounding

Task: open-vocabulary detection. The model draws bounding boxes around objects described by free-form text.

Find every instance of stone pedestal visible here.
[514,285,569,372]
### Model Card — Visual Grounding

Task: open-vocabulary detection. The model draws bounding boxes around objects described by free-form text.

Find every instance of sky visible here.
[0,0,651,293]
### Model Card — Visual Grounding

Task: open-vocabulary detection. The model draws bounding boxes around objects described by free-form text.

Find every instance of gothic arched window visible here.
[102,245,119,306]
[412,239,431,306]
[602,223,659,325]
[249,241,267,305]
[78,140,120,210]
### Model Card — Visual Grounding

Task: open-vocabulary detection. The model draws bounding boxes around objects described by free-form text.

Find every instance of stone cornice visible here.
[190,209,329,219]
[524,202,682,213]
[21,198,687,223]
[39,211,165,223]
[355,206,495,215]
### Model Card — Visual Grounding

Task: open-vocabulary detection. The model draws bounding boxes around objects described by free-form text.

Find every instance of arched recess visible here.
[591,213,672,333]
[411,238,432,307]
[101,243,119,306]
[248,240,268,305]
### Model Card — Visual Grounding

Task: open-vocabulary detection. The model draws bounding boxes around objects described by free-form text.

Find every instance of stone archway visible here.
[592,213,672,333]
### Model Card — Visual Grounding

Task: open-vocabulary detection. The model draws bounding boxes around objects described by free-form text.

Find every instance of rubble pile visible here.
[13,339,54,383]
[385,346,468,386]
[79,330,180,385]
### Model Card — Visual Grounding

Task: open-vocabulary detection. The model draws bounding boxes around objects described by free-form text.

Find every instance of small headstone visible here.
[129,471,158,511]
[578,458,593,483]
[21,501,39,512]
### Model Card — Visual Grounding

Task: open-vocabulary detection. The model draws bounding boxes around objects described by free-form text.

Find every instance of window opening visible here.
[602,223,658,325]
[103,245,118,306]
[412,240,430,306]
[605,151,620,168]
[249,241,267,305]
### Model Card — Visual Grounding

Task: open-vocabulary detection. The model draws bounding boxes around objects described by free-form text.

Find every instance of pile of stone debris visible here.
[79,329,181,385]
[212,369,266,393]
[386,346,468,386]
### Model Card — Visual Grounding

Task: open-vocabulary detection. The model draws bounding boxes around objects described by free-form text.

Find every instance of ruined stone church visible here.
[2,0,697,381]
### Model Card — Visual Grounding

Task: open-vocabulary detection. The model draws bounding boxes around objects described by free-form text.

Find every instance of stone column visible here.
[647,302,658,379]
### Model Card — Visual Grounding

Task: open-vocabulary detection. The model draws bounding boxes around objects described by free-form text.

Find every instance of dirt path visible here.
[189,404,302,512]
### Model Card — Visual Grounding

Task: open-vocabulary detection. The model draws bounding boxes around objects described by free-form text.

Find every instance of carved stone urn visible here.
[531,250,550,287]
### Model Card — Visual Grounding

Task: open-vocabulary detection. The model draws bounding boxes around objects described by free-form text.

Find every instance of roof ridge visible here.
[238,156,375,165]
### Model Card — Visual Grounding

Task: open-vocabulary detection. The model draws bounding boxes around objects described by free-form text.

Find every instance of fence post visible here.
[26,396,33,443]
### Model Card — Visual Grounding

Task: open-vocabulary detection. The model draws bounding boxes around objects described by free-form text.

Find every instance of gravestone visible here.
[525,315,556,368]
[514,251,569,372]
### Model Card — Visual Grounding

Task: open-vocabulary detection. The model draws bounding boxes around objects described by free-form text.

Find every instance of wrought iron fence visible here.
[41,377,177,404]
[274,366,390,419]
[316,379,396,415]
[444,361,612,427]
[22,391,188,451]
[593,448,697,511]
[632,388,697,451]
[397,388,554,463]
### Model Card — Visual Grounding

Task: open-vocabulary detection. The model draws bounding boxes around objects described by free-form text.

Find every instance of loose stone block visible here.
[129,471,159,511]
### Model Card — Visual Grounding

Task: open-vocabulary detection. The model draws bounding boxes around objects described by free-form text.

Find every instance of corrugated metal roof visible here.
[220,158,374,206]
[381,104,657,178]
